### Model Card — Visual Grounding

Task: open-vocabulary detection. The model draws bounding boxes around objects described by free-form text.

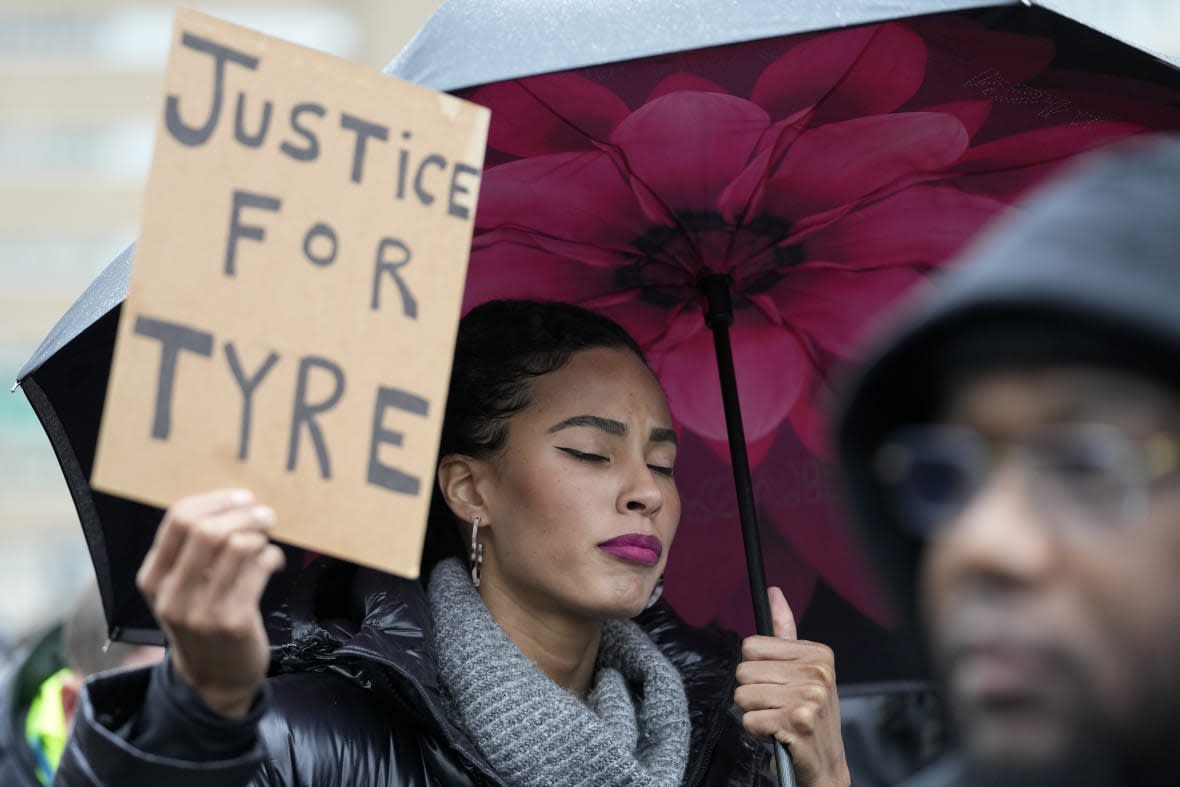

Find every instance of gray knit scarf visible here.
[427,558,691,787]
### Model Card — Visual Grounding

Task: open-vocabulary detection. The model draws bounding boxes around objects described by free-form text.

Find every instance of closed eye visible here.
[648,464,675,478]
[557,447,608,463]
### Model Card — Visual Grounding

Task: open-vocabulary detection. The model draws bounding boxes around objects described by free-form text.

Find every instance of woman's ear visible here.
[437,454,491,524]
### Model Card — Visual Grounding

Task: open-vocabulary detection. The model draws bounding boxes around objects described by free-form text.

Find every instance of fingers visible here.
[734,631,842,763]
[151,503,277,623]
[136,490,284,718]
[137,488,255,596]
[735,679,834,714]
[735,657,835,691]
[735,595,850,785]
[742,634,834,665]
[734,639,836,716]
[203,526,282,602]
[769,586,797,640]
[740,701,828,740]
[231,544,287,603]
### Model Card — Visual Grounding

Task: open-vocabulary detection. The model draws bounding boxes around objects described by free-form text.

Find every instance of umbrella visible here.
[387,0,1180,677]
[13,245,311,645]
[388,6,1180,780]
[14,0,1180,760]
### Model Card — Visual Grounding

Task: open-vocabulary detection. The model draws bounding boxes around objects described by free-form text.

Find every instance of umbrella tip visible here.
[9,380,19,394]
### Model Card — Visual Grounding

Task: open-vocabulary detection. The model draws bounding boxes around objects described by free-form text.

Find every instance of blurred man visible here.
[835,135,1180,787]
[0,580,161,785]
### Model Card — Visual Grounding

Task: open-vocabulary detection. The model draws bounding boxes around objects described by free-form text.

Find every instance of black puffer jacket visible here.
[55,561,772,787]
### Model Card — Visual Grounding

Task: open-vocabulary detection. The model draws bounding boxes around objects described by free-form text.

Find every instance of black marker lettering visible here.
[133,316,214,440]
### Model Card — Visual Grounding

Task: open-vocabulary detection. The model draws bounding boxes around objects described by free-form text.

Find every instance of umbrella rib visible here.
[808,25,896,119]
[513,79,615,148]
[482,222,641,259]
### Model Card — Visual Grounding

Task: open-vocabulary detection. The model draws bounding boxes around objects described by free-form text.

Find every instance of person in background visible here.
[0,579,161,786]
[835,134,1180,787]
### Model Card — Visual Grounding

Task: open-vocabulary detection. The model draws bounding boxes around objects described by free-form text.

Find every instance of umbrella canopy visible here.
[15,0,1180,690]
[388,0,1180,685]
[387,0,1180,90]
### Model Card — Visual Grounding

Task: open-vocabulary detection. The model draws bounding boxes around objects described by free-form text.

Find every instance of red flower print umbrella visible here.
[390,2,1180,685]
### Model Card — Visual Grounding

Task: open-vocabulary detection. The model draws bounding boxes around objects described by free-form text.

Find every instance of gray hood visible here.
[833,133,1180,635]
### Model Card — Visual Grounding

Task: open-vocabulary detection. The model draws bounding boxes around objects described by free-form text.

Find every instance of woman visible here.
[55,300,849,787]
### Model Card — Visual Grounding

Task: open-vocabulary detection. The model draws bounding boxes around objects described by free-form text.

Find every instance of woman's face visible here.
[476,346,680,620]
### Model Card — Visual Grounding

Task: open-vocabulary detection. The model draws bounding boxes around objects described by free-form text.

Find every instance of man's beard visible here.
[960,730,1118,787]
[959,696,1180,787]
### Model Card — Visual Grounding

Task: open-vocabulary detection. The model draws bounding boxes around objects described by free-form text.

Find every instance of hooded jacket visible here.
[53,559,773,787]
[1,628,64,787]
[833,133,1180,638]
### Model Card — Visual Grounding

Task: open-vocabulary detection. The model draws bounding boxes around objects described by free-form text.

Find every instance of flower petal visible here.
[764,113,969,217]
[803,185,1007,269]
[787,375,835,458]
[475,151,652,245]
[919,100,992,139]
[752,24,926,122]
[593,297,699,351]
[608,91,769,213]
[773,266,929,358]
[654,313,808,446]
[952,121,1144,198]
[646,73,728,102]
[471,73,630,157]
[759,484,896,626]
[666,450,820,631]
[476,225,655,270]
[462,242,618,310]
[718,113,809,222]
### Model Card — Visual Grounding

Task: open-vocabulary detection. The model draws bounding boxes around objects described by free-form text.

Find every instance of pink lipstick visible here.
[598,534,662,566]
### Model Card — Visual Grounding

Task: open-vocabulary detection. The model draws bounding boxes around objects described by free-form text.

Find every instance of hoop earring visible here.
[470,516,484,588]
[645,573,664,610]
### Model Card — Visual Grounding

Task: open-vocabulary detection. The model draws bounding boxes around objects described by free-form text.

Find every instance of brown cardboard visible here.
[92,8,489,578]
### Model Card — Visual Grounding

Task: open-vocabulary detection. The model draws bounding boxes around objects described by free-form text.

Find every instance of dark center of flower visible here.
[616,210,804,307]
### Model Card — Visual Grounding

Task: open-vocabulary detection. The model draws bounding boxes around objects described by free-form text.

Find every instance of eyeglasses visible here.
[874,423,1180,539]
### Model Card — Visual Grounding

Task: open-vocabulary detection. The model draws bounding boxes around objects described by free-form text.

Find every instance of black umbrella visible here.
[15,245,302,644]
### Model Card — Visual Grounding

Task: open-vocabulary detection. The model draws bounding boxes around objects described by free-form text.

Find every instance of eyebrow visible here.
[548,415,678,446]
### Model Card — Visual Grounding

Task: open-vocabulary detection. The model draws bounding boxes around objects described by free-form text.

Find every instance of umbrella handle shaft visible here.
[700,276,774,634]
[775,741,798,787]
[701,275,797,787]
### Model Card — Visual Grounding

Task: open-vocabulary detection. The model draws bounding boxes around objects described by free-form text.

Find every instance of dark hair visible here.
[439,299,646,458]
[421,299,647,572]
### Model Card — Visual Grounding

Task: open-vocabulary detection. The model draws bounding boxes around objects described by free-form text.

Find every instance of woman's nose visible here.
[619,459,664,516]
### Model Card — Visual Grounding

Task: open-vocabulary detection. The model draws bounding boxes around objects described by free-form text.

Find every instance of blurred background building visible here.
[1,0,1178,653]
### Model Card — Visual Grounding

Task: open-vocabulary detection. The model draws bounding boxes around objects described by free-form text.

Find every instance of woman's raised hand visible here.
[734,588,851,787]
[136,489,286,718]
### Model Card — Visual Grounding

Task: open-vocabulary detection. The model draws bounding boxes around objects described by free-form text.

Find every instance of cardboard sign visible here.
[92,8,489,578]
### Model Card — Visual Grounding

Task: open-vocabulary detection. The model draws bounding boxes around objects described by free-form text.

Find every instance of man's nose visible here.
[928,464,1057,590]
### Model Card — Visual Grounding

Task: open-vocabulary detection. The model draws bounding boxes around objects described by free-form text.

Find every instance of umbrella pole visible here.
[700,275,797,787]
